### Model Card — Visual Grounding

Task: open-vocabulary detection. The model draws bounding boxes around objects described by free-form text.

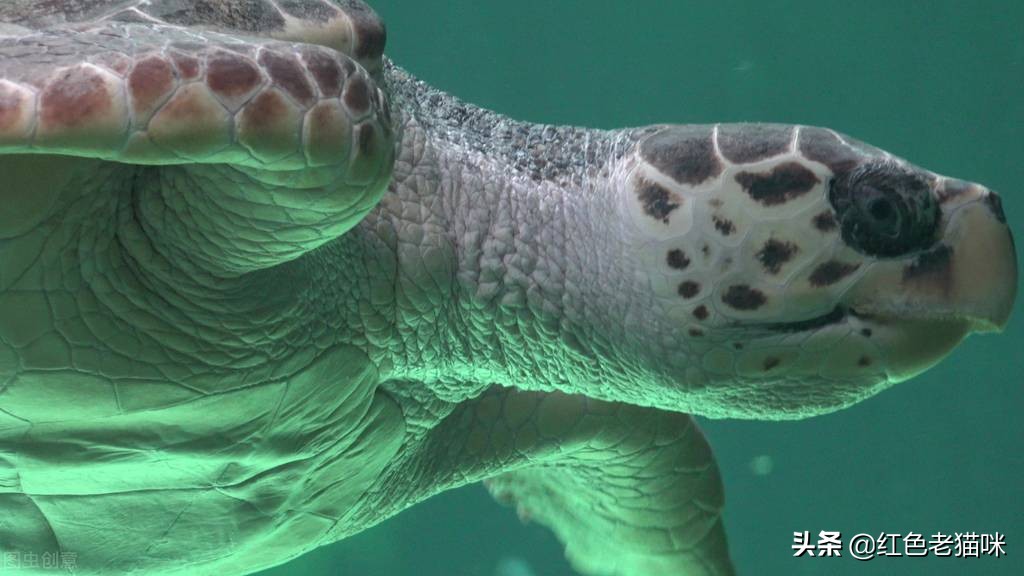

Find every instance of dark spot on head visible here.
[813,210,838,232]
[693,305,709,321]
[799,127,867,175]
[258,50,315,107]
[343,74,372,116]
[983,191,1007,224]
[717,123,793,163]
[636,178,681,223]
[206,52,261,99]
[300,47,344,98]
[902,245,954,296]
[713,216,736,236]
[40,67,110,129]
[733,342,744,350]
[640,125,723,186]
[903,245,953,280]
[722,285,767,310]
[688,328,705,337]
[735,162,821,206]
[756,239,799,275]
[763,357,781,370]
[809,261,861,287]
[667,249,690,270]
[861,328,873,338]
[858,356,873,367]
[678,281,701,299]
[701,244,710,257]
[709,198,724,209]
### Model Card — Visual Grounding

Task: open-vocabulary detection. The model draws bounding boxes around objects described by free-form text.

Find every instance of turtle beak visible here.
[926,184,1017,332]
[841,182,1016,382]
[846,182,1016,332]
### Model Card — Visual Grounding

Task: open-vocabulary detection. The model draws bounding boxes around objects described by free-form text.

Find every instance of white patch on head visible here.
[623,145,870,328]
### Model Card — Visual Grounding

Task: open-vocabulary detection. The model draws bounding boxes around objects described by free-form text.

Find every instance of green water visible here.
[262,2,1023,575]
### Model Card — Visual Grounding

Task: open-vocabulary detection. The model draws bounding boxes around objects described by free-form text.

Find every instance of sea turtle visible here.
[0,1,1017,575]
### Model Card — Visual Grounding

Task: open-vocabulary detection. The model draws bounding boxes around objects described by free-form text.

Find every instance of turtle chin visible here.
[849,312,971,383]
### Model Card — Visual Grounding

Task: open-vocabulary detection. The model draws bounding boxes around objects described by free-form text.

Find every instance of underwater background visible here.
[262,1,1022,575]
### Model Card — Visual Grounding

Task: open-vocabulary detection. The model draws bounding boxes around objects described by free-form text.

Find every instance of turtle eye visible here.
[829,161,939,258]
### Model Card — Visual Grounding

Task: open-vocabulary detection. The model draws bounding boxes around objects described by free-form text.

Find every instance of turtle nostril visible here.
[982,190,1007,224]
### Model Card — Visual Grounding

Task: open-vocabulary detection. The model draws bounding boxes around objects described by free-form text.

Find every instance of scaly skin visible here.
[0,2,1017,576]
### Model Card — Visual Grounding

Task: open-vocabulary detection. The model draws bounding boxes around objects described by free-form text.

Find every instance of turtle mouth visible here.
[757,305,854,333]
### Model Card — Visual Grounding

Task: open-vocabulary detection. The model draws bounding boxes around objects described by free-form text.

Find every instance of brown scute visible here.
[343,75,372,116]
[688,328,705,337]
[637,178,681,223]
[735,161,820,206]
[763,357,781,371]
[809,261,860,287]
[301,47,345,98]
[721,285,767,310]
[259,50,316,107]
[640,126,723,186]
[756,239,799,274]
[128,56,175,111]
[341,0,387,60]
[717,123,793,163]
[169,51,201,80]
[241,89,288,128]
[903,245,953,293]
[858,356,873,367]
[357,122,376,155]
[693,305,709,321]
[206,52,261,98]
[666,249,690,270]
[813,210,838,232]
[713,216,736,236]
[799,126,864,175]
[678,281,701,299]
[40,67,110,129]
[0,86,24,132]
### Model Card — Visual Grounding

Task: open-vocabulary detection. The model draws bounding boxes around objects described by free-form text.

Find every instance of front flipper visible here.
[0,17,393,275]
[374,388,734,576]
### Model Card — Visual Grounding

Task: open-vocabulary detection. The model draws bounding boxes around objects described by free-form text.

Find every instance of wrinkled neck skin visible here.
[329,64,690,409]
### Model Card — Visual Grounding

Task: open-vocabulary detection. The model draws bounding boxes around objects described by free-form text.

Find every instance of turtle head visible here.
[618,124,1016,418]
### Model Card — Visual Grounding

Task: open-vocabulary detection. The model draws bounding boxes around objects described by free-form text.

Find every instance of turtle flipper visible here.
[485,397,733,576]
[371,388,734,576]
[0,17,393,274]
